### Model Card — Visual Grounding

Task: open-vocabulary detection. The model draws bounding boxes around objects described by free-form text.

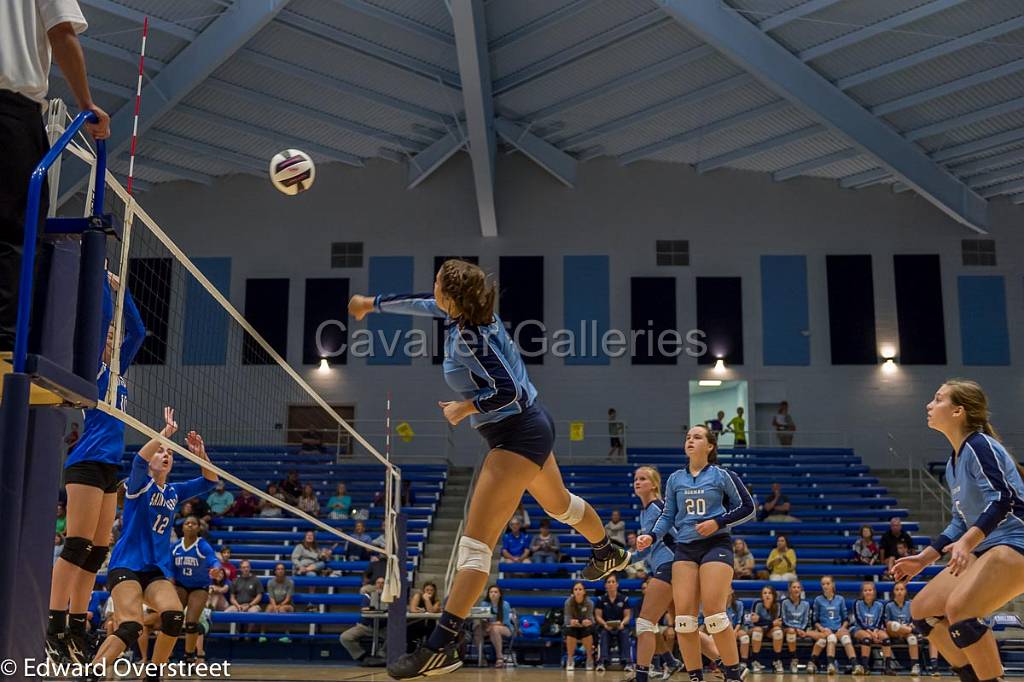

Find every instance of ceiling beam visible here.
[79,35,167,70]
[871,57,1024,116]
[930,127,1024,163]
[60,0,292,206]
[490,0,591,51]
[330,0,454,46]
[406,130,466,189]
[952,146,1024,176]
[79,0,198,41]
[839,167,891,189]
[772,148,861,181]
[144,129,268,174]
[966,161,1024,189]
[697,125,827,174]
[451,0,498,236]
[905,95,1024,141]
[123,155,215,185]
[758,0,842,32]
[656,0,987,231]
[495,118,576,187]
[978,177,1024,198]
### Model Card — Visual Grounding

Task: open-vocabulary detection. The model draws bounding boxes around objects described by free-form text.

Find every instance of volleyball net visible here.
[58,108,405,605]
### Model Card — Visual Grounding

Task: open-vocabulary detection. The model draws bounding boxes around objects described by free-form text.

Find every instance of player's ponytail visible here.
[438,259,497,326]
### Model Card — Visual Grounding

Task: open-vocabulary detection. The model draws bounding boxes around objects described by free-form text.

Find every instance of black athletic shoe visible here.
[183,651,198,665]
[65,629,88,665]
[387,642,463,679]
[45,631,68,665]
[581,545,631,581]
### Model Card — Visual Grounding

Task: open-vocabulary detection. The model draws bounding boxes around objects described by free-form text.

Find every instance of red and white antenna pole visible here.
[385,392,392,461]
[126,16,148,196]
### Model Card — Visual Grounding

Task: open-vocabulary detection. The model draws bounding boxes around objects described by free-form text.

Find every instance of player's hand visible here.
[162,406,178,437]
[186,431,208,459]
[892,553,929,581]
[107,271,120,291]
[695,519,719,537]
[636,534,653,551]
[348,295,375,321]
[438,400,475,426]
[84,104,111,140]
[944,539,974,577]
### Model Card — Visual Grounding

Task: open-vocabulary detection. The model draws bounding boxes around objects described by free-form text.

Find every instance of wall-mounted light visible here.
[882,358,898,374]
[318,358,330,373]
[713,358,726,374]
[879,344,897,360]
[699,380,723,387]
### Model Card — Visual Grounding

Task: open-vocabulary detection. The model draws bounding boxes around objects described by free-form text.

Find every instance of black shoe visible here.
[363,656,387,667]
[183,651,198,665]
[581,545,631,581]
[387,643,463,679]
[65,628,88,665]
[45,631,68,665]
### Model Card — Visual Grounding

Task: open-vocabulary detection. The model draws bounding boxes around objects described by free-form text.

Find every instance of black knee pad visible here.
[949,618,988,649]
[913,617,940,636]
[952,665,979,682]
[81,545,109,574]
[880,638,891,646]
[59,537,94,568]
[183,622,200,634]
[113,621,142,648]
[161,610,184,637]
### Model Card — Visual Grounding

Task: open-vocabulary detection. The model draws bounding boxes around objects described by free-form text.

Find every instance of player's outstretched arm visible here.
[138,406,178,462]
[187,431,219,482]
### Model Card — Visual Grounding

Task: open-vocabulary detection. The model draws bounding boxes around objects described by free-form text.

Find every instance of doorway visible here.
[688,380,749,448]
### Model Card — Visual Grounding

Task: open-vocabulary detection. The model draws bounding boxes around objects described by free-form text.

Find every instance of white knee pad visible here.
[739,634,750,645]
[887,621,901,633]
[840,634,852,647]
[786,632,797,643]
[751,630,764,642]
[907,635,918,647]
[455,536,491,573]
[772,629,784,642]
[705,612,731,635]
[636,618,660,636]
[548,494,586,526]
[674,615,699,634]
[826,634,837,645]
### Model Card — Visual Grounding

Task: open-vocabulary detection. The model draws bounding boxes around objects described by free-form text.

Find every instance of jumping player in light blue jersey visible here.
[90,408,218,682]
[781,580,816,674]
[47,272,145,665]
[885,581,924,675]
[851,582,895,674]
[349,260,628,679]
[810,575,860,674]
[638,425,755,682]
[895,380,1024,682]
[172,511,220,664]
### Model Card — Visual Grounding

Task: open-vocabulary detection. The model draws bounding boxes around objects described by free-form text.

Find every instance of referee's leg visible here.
[0,91,50,353]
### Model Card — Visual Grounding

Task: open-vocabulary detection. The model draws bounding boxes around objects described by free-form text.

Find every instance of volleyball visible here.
[269,149,315,195]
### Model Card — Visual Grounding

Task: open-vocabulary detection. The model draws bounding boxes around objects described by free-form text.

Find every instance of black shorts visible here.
[477,402,555,466]
[610,437,622,448]
[64,461,122,493]
[673,534,734,566]
[107,567,171,592]
[564,626,592,639]
[652,560,674,584]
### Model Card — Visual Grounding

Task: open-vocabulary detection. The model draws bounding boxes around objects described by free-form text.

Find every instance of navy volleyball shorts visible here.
[652,560,674,584]
[477,402,555,467]
[673,534,734,566]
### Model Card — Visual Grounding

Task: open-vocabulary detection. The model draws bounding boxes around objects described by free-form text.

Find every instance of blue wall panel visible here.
[761,255,810,366]
[182,257,231,366]
[958,276,1010,366]
[368,256,415,365]
[563,256,610,365]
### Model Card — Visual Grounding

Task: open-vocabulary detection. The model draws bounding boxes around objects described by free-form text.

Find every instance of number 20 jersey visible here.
[649,464,756,545]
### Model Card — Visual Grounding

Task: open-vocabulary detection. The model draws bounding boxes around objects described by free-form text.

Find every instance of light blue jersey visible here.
[374,294,538,428]
[727,600,746,627]
[813,594,848,630]
[932,432,1024,555]
[638,498,675,573]
[65,282,145,468]
[782,598,812,629]
[172,537,220,589]
[884,600,913,626]
[108,455,216,577]
[753,602,780,627]
[649,464,755,544]
[852,600,885,632]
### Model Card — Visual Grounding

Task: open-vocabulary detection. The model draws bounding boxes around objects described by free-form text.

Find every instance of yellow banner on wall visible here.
[569,422,585,442]
[396,422,415,443]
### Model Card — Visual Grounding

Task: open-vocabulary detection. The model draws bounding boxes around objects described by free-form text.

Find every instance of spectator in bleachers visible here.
[225,489,259,518]
[851,581,893,674]
[529,519,560,563]
[782,580,814,674]
[884,581,921,675]
[733,538,755,579]
[226,560,263,634]
[297,484,320,516]
[407,582,442,646]
[292,530,327,577]
[299,428,323,454]
[187,495,213,527]
[879,517,914,576]
[53,532,64,565]
[727,590,749,667]
[772,402,796,446]
[604,510,626,547]
[767,535,798,581]
[810,575,858,674]
[55,502,66,536]
[509,502,530,530]
[218,546,238,582]
[501,518,531,564]
[174,500,197,537]
[595,574,632,671]
[261,563,295,644]
[760,482,797,522]
[474,584,514,667]
[207,566,230,611]
[401,478,416,507]
[608,408,624,460]
[563,581,596,671]
[346,520,374,561]
[749,585,783,672]
[852,525,880,566]
[705,411,726,436]
[207,482,234,517]
[260,483,287,518]
[280,470,302,505]
[339,575,385,666]
[624,532,646,578]
[726,407,747,448]
[327,482,352,519]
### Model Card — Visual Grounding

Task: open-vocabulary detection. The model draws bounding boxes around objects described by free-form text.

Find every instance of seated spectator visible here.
[624,532,645,578]
[261,563,295,643]
[292,530,327,576]
[766,535,797,581]
[174,501,197,537]
[225,490,259,518]
[207,482,234,517]
[327,482,352,519]
[401,478,417,507]
[339,576,386,665]
[279,470,302,505]
[760,482,798,522]
[346,520,374,561]
[475,584,514,667]
[299,428,323,454]
[297,484,320,516]
[596,574,632,671]
[733,538,755,579]
[879,517,914,576]
[218,546,238,582]
[407,582,442,646]
[501,518,531,564]
[530,519,560,563]
[749,585,783,672]
[605,510,626,546]
[55,503,66,536]
[186,495,213,528]
[564,581,595,671]
[852,525,880,565]
[207,566,230,611]
[53,533,64,565]
[509,502,530,530]
[259,483,286,518]
[225,560,263,632]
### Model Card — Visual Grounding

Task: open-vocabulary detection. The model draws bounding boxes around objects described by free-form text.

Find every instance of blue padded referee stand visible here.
[387,512,409,665]
[0,111,110,663]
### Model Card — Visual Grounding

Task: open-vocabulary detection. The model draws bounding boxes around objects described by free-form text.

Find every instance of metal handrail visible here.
[444,461,481,596]
[13,110,105,373]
